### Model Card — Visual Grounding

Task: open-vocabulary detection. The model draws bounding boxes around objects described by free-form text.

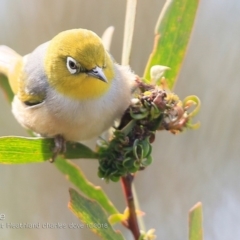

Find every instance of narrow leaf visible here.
[121,0,137,65]
[55,158,118,215]
[64,142,97,159]
[69,188,125,240]
[0,74,14,102]
[189,202,203,240]
[144,0,200,90]
[0,136,97,164]
[101,26,115,52]
[0,136,53,163]
[108,213,126,226]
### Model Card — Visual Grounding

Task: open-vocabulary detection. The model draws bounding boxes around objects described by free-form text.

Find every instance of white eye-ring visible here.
[66,57,79,74]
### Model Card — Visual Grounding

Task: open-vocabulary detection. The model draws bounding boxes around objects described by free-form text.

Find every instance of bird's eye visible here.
[66,57,79,74]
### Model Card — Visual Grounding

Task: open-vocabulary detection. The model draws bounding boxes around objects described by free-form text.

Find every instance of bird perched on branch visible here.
[0,29,135,160]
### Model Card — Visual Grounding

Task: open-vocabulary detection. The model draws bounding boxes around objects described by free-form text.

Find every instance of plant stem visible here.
[121,174,140,240]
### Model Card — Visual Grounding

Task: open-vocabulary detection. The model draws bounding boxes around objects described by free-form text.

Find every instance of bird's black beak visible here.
[87,66,108,83]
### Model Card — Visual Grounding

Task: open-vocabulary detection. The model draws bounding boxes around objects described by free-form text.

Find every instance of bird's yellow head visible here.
[44,29,114,100]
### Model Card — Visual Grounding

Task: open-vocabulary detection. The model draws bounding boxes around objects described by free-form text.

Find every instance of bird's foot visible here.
[50,135,66,163]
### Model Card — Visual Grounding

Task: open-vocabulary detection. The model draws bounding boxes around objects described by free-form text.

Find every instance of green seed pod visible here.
[141,138,152,158]
[130,108,149,120]
[142,155,153,167]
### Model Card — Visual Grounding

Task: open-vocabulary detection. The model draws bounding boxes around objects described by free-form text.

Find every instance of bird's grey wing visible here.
[21,42,50,106]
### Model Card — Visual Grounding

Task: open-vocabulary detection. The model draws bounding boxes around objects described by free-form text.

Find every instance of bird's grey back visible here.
[23,42,50,99]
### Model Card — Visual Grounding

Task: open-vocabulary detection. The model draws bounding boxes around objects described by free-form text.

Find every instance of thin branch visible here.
[121,174,140,240]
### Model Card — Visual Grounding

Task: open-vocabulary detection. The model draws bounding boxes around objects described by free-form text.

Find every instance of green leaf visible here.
[0,136,53,163]
[69,188,125,240]
[55,158,118,215]
[64,142,97,159]
[183,95,201,129]
[108,213,126,226]
[144,0,200,90]
[183,95,201,118]
[189,202,203,240]
[108,208,129,225]
[0,136,97,164]
[0,74,14,102]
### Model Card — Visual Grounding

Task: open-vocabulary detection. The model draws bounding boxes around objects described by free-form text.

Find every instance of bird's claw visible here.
[50,135,66,162]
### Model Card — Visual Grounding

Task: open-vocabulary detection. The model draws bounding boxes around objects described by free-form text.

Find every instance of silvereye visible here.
[0,29,135,156]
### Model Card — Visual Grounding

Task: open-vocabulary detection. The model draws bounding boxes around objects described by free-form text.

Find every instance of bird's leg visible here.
[50,135,66,162]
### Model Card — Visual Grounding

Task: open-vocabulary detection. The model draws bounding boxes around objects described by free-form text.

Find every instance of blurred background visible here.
[0,0,240,239]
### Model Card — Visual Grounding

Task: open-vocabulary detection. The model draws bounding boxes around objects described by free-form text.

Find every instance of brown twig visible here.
[121,174,140,240]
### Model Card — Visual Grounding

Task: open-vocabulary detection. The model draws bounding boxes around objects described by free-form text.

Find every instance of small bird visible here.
[0,29,135,159]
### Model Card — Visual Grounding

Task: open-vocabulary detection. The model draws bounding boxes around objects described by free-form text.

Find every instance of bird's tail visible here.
[0,45,21,78]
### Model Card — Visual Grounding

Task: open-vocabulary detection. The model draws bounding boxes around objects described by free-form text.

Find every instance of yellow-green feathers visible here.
[44,29,115,100]
[0,28,134,141]
[0,46,44,104]
[0,29,116,103]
